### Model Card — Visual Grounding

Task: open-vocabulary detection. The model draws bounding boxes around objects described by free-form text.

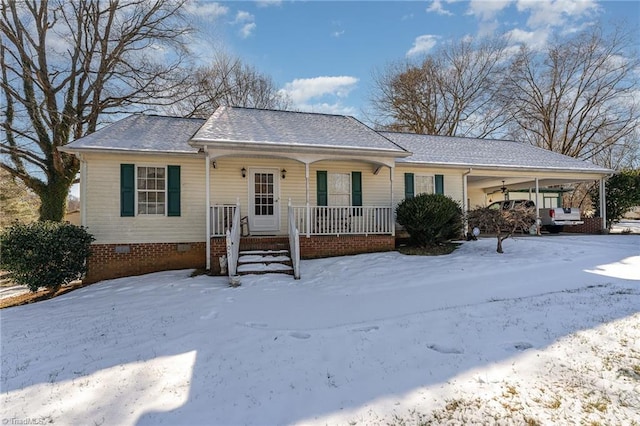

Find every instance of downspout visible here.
[390,165,395,236]
[462,168,472,234]
[205,148,211,271]
[535,177,540,235]
[305,162,310,238]
[79,153,87,227]
[600,177,607,231]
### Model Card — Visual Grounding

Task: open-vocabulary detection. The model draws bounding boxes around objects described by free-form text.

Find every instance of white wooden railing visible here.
[287,201,301,279]
[211,204,237,236]
[225,202,241,277]
[291,206,393,236]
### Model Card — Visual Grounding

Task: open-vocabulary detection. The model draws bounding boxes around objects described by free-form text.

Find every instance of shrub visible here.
[467,205,536,253]
[396,193,463,247]
[0,221,94,292]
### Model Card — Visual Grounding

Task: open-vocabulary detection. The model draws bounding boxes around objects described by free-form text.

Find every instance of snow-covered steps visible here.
[237,249,294,276]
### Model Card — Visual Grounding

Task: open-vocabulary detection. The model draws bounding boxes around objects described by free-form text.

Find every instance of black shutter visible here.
[317,171,327,206]
[120,164,135,217]
[404,173,414,199]
[167,165,181,216]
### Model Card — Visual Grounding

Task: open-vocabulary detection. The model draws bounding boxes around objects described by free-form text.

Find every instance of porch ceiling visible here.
[468,174,604,194]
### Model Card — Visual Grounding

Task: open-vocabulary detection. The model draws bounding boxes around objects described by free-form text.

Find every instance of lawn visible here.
[1,235,639,425]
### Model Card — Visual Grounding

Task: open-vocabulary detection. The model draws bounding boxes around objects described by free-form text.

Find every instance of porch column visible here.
[205,150,211,271]
[462,168,472,234]
[305,162,310,238]
[79,154,87,227]
[535,177,540,235]
[600,177,607,231]
[390,165,395,236]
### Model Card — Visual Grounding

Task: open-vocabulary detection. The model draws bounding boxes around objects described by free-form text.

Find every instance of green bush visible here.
[396,193,463,247]
[0,221,94,292]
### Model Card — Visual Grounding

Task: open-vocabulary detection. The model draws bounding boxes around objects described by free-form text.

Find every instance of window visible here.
[328,173,351,206]
[137,166,166,215]
[121,164,180,217]
[404,173,444,199]
[415,175,434,195]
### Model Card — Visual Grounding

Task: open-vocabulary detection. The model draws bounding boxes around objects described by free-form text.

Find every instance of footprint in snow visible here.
[226,297,235,303]
[246,322,268,328]
[513,342,533,351]
[200,310,218,320]
[351,325,379,333]
[289,332,311,339]
[427,343,464,354]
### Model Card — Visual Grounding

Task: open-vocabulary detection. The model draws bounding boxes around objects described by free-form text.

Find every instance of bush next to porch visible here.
[0,221,94,292]
[396,193,463,247]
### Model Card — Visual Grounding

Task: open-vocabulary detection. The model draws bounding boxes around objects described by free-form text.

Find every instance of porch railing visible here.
[291,206,393,236]
[225,202,241,277]
[211,204,237,236]
[287,201,301,279]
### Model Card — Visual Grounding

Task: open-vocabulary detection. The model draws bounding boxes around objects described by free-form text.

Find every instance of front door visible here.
[249,168,280,233]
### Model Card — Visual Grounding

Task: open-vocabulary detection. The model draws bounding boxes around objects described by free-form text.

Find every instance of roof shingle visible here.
[190,106,407,153]
[382,131,611,173]
[63,115,204,153]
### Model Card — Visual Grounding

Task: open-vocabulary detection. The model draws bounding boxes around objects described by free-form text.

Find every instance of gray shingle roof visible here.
[63,115,205,153]
[190,106,407,154]
[382,131,612,173]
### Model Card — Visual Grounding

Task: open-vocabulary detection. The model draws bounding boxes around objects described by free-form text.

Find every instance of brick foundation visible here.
[561,217,605,234]
[87,234,397,282]
[299,234,396,259]
[86,242,205,283]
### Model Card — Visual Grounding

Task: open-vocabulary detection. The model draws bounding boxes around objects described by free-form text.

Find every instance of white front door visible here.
[249,168,280,233]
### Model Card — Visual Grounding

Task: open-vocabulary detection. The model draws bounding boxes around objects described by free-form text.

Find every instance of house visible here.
[60,107,612,283]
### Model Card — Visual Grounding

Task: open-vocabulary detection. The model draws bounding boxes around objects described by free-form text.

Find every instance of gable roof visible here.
[62,114,205,154]
[190,106,408,155]
[382,131,612,174]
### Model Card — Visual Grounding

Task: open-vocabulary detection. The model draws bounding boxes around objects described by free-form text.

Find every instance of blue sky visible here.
[184,0,638,119]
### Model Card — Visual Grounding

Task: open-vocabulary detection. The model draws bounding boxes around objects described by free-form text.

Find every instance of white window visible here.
[137,166,166,215]
[328,173,351,206]
[415,175,434,195]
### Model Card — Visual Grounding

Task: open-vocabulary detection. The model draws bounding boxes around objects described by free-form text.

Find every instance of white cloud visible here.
[240,22,257,38]
[406,34,439,57]
[516,0,600,29]
[505,27,550,51]
[426,0,454,16]
[467,0,512,21]
[184,1,228,21]
[256,0,282,7]
[280,76,359,105]
[233,11,256,38]
[332,30,345,38]
[295,102,358,116]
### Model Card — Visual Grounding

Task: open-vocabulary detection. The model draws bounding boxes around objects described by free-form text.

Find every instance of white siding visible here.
[84,152,206,244]
[393,166,464,206]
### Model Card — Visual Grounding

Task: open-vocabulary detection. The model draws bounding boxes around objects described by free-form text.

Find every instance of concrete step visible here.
[235,247,294,277]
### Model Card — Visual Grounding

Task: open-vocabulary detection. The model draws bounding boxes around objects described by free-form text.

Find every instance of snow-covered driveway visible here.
[1,235,639,425]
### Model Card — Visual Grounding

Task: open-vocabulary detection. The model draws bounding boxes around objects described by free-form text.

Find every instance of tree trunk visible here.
[38,178,71,222]
[496,236,504,254]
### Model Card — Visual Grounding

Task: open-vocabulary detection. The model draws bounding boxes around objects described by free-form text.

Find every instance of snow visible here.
[1,235,639,425]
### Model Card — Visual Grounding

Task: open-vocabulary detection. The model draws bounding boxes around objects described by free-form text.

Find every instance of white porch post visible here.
[390,165,395,236]
[535,177,540,235]
[600,177,607,231]
[462,168,472,234]
[305,162,310,238]
[79,154,87,227]
[205,150,211,271]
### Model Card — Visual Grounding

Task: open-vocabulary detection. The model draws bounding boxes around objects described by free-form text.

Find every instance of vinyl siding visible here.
[83,152,206,244]
[393,166,464,206]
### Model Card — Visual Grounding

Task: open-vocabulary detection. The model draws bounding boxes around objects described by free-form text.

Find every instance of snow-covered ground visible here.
[1,235,639,425]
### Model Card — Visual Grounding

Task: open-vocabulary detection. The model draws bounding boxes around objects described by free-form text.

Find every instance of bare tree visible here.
[168,52,291,119]
[369,37,510,137]
[467,205,536,253]
[0,169,39,230]
[501,25,640,165]
[1,0,192,221]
